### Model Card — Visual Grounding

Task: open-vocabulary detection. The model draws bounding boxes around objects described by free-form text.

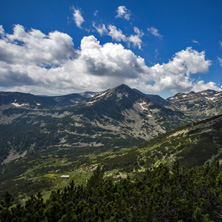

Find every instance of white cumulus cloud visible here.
[79,35,147,79]
[147,27,162,38]
[108,25,126,42]
[93,24,143,49]
[93,23,108,36]
[116,6,131,21]
[72,7,84,28]
[143,47,212,92]
[0,25,76,66]
[192,80,221,92]
[127,27,144,49]
[218,57,222,66]
[192,39,200,44]
[0,25,218,95]
[94,10,99,16]
[0,25,4,35]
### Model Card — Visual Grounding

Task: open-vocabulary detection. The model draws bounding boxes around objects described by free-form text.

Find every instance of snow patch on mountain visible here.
[205,97,215,101]
[86,101,97,105]
[11,102,29,107]
[138,102,148,110]
[95,92,107,99]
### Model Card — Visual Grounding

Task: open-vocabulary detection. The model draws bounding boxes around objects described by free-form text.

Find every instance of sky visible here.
[0,0,222,98]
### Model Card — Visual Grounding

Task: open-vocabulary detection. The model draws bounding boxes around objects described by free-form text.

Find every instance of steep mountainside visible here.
[167,89,222,118]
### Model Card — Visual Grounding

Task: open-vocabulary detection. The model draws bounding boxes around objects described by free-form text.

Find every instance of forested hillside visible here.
[1,162,222,221]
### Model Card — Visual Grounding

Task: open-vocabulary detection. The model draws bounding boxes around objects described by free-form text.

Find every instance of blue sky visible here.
[0,0,222,97]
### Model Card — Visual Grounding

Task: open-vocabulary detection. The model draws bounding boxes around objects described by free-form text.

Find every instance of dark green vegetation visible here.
[138,114,222,168]
[1,162,222,221]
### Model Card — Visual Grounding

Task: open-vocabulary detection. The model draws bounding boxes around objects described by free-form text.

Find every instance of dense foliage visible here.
[1,161,222,221]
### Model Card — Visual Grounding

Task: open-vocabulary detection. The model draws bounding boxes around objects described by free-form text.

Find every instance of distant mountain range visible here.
[167,89,222,118]
[1,85,221,116]
[0,91,97,108]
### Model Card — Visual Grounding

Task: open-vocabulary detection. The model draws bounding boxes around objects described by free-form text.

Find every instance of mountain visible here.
[0,84,192,164]
[72,84,189,137]
[167,89,222,118]
[86,113,222,176]
[49,91,99,107]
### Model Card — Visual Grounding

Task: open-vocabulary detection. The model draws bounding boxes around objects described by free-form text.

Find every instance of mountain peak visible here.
[114,84,131,91]
[107,84,134,96]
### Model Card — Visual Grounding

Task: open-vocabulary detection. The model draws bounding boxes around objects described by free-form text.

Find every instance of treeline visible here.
[1,161,222,221]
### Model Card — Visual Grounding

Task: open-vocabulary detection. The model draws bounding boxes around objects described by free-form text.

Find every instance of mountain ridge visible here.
[1,85,221,115]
